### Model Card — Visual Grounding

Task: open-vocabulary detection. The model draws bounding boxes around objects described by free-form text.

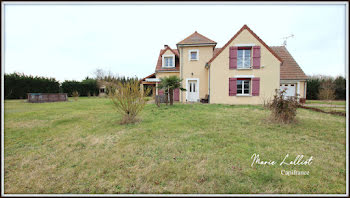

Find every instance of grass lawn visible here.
[305,100,346,106]
[4,97,346,194]
[316,106,346,113]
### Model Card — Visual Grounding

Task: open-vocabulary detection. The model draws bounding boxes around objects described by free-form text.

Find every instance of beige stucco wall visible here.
[179,46,214,102]
[209,29,281,104]
[298,81,306,98]
[163,49,175,56]
[156,72,179,79]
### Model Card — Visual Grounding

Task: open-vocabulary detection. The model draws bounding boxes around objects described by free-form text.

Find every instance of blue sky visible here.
[3,3,347,82]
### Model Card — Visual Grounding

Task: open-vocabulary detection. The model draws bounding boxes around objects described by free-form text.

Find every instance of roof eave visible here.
[177,43,217,47]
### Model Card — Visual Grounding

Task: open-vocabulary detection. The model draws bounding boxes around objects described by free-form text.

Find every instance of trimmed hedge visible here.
[306,75,345,100]
[61,78,99,97]
[5,73,60,99]
[334,76,346,100]
[306,78,321,100]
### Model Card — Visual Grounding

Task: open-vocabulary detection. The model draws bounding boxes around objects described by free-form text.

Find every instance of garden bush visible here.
[109,81,150,124]
[268,89,299,124]
[72,90,80,101]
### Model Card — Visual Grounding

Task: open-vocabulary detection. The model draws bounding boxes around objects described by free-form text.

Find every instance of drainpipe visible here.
[206,63,210,103]
[180,46,183,102]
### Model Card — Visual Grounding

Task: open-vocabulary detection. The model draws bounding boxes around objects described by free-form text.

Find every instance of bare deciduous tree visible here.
[318,79,336,101]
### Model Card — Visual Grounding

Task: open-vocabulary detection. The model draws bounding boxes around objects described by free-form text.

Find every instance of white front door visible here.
[280,84,296,98]
[187,79,199,102]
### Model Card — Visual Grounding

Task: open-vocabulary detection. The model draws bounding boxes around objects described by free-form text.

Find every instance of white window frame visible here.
[188,49,199,61]
[236,79,251,96]
[237,48,252,69]
[162,55,175,68]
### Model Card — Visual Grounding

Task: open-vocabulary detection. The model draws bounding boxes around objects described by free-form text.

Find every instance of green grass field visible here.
[4,98,346,194]
[316,106,346,113]
[305,100,346,113]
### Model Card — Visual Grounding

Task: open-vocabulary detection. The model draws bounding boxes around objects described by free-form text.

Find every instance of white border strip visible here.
[345,1,349,196]
[1,1,349,197]
[0,1,348,5]
[1,0,5,196]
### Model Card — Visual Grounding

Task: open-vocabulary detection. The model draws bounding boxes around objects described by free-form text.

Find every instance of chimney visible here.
[164,45,168,48]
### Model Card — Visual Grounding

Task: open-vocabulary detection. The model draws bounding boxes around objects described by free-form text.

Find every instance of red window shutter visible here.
[229,46,238,69]
[252,46,261,69]
[158,89,164,95]
[252,77,260,96]
[229,78,237,96]
[173,88,179,101]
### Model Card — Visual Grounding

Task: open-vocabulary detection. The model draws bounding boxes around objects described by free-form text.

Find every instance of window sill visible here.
[237,67,252,70]
[190,59,199,61]
[236,94,251,97]
[162,66,175,68]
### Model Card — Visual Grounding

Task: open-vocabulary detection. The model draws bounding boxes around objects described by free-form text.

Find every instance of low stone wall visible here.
[27,93,68,103]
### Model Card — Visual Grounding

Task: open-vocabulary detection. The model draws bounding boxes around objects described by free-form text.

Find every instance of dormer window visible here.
[189,50,199,61]
[237,47,251,69]
[162,55,175,67]
[164,57,173,66]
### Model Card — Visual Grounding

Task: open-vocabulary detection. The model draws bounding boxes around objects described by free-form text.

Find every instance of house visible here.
[140,25,307,104]
[98,85,106,97]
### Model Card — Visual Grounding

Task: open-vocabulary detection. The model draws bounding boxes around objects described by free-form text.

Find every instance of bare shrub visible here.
[109,80,150,124]
[267,89,299,124]
[72,91,80,101]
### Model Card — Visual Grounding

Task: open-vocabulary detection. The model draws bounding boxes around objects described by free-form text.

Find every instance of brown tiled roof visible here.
[214,48,221,57]
[270,46,307,80]
[177,31,217,45]
[139,73,156,83]
[208,25,283,64]
[155,46,180,72]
